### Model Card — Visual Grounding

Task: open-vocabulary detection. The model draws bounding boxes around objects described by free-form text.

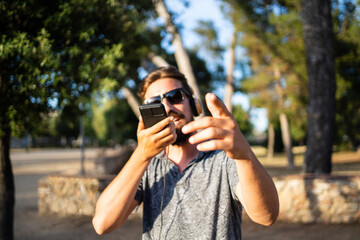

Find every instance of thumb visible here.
[205,93,231,118]
[137,116,145,133]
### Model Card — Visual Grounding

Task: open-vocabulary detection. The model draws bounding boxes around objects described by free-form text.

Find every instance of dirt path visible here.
[11,148,360,239]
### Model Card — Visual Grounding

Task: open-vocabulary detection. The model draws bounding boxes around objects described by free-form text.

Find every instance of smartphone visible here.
[139,103,167,128]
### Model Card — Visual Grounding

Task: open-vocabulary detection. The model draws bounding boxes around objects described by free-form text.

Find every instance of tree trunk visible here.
[280,113,294,169]
[121,87,140,119]
[267,123,275,160]
[0,119,15,240]
[153,0,203,116]
[80,116,85,176]
[273,64,294,168]
[224,31,236,113]
[301,0,336,173]
[147,52,170,68]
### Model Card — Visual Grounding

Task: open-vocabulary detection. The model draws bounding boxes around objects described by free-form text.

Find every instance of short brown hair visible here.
[138,66,192,102]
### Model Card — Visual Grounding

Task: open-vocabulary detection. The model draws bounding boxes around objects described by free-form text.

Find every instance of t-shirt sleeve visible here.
[226,155,240,202]
[134,176,144,203]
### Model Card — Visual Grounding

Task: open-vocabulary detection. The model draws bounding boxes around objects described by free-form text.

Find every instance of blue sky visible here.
[165,0,268,133]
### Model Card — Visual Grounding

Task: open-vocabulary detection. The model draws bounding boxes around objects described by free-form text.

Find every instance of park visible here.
[1,0,360,239]
[11,147,360,239]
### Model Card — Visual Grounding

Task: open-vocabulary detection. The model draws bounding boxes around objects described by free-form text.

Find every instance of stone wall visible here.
[93,145,135,175]
[38,175,114,216]
[38,174,360,223]
[274,174,360,223]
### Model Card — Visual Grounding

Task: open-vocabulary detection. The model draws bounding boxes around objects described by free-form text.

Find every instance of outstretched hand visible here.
[182,93,251,160]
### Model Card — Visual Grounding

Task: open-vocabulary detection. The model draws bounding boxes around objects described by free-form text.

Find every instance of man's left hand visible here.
[182,93,251,160]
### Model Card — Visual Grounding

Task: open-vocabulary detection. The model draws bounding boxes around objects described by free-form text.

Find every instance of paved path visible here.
[12,148,142,240]
[11,148,360,239]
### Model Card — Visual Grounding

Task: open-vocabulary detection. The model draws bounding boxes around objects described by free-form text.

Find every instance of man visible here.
[92,66,279,239]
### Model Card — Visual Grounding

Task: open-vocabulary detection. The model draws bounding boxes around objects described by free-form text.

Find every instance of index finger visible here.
[206,93,231,118]
[147,116,174,134]
[182,116,228,134]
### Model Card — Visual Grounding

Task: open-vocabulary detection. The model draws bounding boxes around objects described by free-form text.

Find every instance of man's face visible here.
[144,78,193,145]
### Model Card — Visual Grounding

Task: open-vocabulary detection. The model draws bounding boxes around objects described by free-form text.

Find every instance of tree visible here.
[222,0,306,167]
[193,19,237,113]
[224,31,237,112]
[232,104,254,136]
[53,106,81,145]
[121,0,218,118]
[301,0,336,173]
[220,0,358,169]
[0,19,57,240]
[152,0,204,115]
[91,98,138,146]
[0,0,155,238]
[332,1,360,151]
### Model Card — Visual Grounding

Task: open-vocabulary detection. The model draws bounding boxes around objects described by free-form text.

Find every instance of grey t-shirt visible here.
[135,150,242,239]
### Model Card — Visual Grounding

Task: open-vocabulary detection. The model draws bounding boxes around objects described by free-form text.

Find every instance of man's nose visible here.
[161,97,175,114]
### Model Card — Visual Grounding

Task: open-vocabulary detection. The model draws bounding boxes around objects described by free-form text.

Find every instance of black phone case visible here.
[139,103,167,128]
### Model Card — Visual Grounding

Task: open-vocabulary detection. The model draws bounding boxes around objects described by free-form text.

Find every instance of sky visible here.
[165,0,268,133]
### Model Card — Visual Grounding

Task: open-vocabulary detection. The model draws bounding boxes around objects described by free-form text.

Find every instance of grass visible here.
[251,146,360,177]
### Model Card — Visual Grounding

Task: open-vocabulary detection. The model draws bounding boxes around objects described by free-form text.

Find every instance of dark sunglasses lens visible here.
[145,96,161,104]
[166,89,184,104]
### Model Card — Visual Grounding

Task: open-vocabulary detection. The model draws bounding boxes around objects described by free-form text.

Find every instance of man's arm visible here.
[92,116,176,235]
[233,142,279,226]
[182,93,279,226]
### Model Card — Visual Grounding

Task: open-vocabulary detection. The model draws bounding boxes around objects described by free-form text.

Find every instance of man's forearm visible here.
[92,147,151,234]
[234,152,279,226]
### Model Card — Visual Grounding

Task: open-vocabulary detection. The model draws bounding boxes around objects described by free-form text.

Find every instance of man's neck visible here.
[166,142,199,173]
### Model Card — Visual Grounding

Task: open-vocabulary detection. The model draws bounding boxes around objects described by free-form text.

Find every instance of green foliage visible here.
[187,50,214,100]
[50,105,81,139]
[332,0,360,150]
[92,98,138,145]
[193,20,225,58]
[0,0,155,141]
[216,0,308,146]
[220,0,360,150]
[0,29,59,137]
[232,105,253,136]
[92,102,107,142]
[45,0,155,104]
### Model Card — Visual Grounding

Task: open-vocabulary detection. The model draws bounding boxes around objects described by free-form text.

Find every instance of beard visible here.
[168,110,193,146]
[172,129,191,146]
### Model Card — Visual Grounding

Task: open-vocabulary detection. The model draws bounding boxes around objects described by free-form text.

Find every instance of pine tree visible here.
[222,0,308,167]
[301,0,336,173]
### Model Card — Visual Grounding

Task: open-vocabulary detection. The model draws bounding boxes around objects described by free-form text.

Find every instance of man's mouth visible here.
[168,111,186,128]
[174,118,185,128]
[173,117,181,122]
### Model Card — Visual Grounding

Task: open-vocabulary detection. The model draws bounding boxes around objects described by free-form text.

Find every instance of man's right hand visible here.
[136,116,177,160]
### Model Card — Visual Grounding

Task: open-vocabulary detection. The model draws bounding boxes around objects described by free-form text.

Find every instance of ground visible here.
[11,147,360,239]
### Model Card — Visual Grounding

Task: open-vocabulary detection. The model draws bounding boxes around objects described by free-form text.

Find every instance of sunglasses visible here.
[144,88,188,105]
